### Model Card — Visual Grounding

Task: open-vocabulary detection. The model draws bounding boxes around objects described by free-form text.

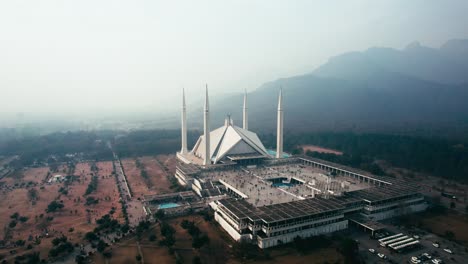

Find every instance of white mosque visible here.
[165,85,427,249]
[176,85,284,167]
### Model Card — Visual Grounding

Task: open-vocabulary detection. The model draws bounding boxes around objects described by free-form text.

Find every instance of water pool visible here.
[272,182,294,188]
[158,203,180,209]
[267,149,291,158]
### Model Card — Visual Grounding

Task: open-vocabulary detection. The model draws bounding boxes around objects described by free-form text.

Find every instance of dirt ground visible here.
[0,166,51,187]
[121,158,153,198]
[157,154,177,175]
[22,167,50,184]
[0,161,122,262]
[140,156,172,194]
[228,247,343,264]
[122,156,173,199]
[301,145,343,155]
[420,212,468,247]
[92,223,175,264]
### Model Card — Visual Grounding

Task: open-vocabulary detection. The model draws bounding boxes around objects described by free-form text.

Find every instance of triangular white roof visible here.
[192,119,269,164]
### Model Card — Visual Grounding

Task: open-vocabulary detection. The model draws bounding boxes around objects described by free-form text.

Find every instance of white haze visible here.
[1,0,468,120]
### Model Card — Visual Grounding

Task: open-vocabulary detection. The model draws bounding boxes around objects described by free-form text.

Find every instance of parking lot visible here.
[352,224,468,263]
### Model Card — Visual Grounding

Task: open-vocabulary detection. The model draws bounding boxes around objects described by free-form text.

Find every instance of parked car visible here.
[378,253,386,259]
[432,243,440,248]
[368,248,375,253]
[443,248,453,254]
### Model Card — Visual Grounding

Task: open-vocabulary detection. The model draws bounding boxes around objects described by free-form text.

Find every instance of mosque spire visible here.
[203,84,211,166]
[243,90,248,130]
[276,87,283,159]
[180,88,188,154]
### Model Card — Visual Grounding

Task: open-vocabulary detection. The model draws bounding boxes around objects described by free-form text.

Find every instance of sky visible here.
[1,0,468,116]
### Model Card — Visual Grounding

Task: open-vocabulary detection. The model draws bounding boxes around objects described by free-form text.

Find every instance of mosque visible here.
[171,86,427,249]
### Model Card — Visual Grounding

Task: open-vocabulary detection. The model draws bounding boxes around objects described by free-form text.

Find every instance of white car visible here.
[432,259,443,264]
[432,243,440,248]
[413,235,420,239]
[377,253,386,259]
[422,253,432,259]
[443,248,453,254]
[411,259,421,264]
[368,248,375,253]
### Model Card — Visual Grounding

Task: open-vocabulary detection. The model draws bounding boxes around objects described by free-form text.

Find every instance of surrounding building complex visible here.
[171,86,427,248]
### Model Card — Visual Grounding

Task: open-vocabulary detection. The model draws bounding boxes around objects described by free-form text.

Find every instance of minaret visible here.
[180,88,188,154]
[276,88,283,159]
[203,85,211,166]
[243,90,248,130]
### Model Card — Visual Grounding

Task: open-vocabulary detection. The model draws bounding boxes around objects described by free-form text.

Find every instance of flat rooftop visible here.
[219,196,345,223]
[200,163,373,206]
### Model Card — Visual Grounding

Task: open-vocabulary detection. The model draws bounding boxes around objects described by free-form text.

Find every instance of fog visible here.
[1,0,468,121]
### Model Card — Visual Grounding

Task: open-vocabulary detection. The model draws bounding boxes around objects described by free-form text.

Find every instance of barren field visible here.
[122,158,153,198]
[140,156,172,194]
[92,223,175,264]
[421,212,468,247]
[22,167,50,184]
[301,145,343,155]
[0,184,61,260]
[83,161,123,224]
[0,166,51,186]
[122,156,173,199]
[236,247,344,264]
[157,154,177,175]
[0,161,122,262]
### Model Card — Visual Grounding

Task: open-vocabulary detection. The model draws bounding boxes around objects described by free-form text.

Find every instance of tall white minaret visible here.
[180,88,188,154]
[243,90,248,130]
[276,88,283,159]
[203,85,211,166]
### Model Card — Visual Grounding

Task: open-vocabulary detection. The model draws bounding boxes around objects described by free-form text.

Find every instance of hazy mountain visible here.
[208,39,468,138]
[314,39,468,85]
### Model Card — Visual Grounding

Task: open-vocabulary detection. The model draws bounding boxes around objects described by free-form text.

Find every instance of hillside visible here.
[207,39,468,138]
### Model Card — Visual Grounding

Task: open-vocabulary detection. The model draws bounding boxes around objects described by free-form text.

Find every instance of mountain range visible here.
[206,39,468,138]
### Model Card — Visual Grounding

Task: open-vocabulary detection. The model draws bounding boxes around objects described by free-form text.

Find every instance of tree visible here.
[338,238,360,264]
[84,232,99,242]
[46,200,64,213]
[136,254,142,262]
[97,240,108,252]
[10,212,19,219]
[154,210,165,220]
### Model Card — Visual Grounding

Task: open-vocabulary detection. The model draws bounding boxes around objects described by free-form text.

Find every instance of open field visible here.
[140,156,172,194]
[122,156,173,199]
[91,223,175,264]
[420,212,468,247]
[157,154,177,175]
[229,247,343,264]
[0,166,50,186]
[122,158,154,198]
[301,145,343,155]
[22,167,50,184]
[0,161,122,262]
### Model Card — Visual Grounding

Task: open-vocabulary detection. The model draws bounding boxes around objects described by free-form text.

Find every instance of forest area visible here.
[1,129,467,182]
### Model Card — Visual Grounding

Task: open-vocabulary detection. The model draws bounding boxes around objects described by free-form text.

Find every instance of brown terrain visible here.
[0,161,122,262]
[121,156,173,199]
[301,145,343,155]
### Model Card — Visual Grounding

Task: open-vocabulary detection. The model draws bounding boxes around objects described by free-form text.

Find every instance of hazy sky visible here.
[1,0,467,115]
